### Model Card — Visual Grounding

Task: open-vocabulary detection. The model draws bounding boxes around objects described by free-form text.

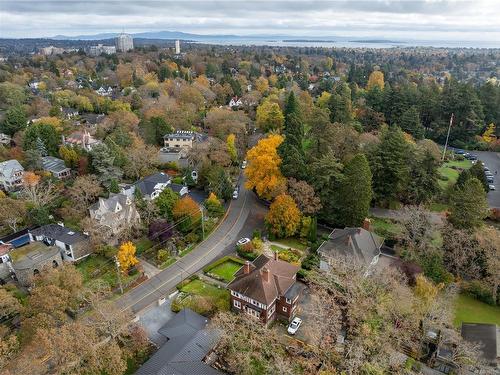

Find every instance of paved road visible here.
[115,179,256,314]
[475,151,500,208]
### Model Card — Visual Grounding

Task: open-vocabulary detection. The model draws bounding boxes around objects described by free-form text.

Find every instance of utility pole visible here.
[114,256,124,294]
[442,113,454,161]
[200,206,205,240]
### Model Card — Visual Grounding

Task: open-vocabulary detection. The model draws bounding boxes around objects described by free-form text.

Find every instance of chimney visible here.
[243,261,251,275]
[274,251,278,261]
[362,218,371,231]
[262,267,270,282]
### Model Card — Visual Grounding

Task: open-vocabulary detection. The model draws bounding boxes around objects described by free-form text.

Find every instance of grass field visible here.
[438,159,472,189]
[370,217,402,239]
[273,237,308,251]
[205,256,245,282]
[135,238,154,255]
[454,294,500,327]
[172,278,230,315]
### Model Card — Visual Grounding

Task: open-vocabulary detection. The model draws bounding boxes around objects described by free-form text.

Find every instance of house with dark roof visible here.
[30,223,91,262]
[41,156,71,179]
[135,308,221,375]
[317,220,384,270]
[122,172,171,200]
[461,323,499,367]
[227,253,302,325]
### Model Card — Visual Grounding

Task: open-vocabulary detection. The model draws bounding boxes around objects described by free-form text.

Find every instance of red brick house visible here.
[227,253,303,325]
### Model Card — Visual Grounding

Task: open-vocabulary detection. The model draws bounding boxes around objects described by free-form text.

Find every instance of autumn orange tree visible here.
[244,134,286,200]
[265,193,301,238]
[172,196,201,233]
[117,241,139,273]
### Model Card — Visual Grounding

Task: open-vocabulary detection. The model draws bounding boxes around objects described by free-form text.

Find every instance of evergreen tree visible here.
[469,161,489,192]
[207,166,233,201]
[90,143,123,188]
[278,92,306,180]
[328,83,352,124]
[1,105,27,136]
[404,151,440,204]
[449,177,489,229]
[109,179,120,194]
[35,137,47,157]
[455,169,472,189]
[399,106,424,140]
[335,154,373,227]
[23,123,60,156]
[369,126,409,205]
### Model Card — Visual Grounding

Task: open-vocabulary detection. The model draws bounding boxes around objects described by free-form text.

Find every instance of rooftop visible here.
[317,227,384,266]
[9,242,60,269]
[135,308,221,375]
[41,156,69,174]
[227,254,299,305]
[30,224,88,245]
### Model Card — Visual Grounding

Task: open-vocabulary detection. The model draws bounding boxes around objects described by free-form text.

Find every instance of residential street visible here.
[115,178,258,314]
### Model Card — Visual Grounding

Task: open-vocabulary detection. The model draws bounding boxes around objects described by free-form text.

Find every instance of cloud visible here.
[0,0,499,41]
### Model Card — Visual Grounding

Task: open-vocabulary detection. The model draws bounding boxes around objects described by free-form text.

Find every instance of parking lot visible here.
[475,151,500,208]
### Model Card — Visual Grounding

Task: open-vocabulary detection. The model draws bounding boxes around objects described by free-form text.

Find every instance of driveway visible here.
[475,151,500,208]
[114,178,258,314]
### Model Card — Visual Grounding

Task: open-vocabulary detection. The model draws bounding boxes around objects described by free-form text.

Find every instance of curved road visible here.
[115,179,256,314]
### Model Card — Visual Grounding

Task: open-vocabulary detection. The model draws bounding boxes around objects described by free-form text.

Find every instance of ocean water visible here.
[195,38,500,49]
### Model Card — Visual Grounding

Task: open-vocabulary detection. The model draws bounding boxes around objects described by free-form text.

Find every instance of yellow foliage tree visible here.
[265,194,301,238]
[37,117,63,132]
[59,146,79,168]
[317,91,332,109]
[367,70,385,91]
[117,241,139,273]
[255,76,269,94]
[244,134,286,200]
[414,274,441,309]
[226,134,237,163]
[256,101,284,132]
[481,123,496,143]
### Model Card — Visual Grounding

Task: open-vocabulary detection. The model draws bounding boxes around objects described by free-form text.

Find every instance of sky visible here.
[0,0,499,41]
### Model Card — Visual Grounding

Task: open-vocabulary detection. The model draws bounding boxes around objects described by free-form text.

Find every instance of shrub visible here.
[252,229,262,239]
[172,176,183,184]
[237,248,258,260]
[462,280,496,306]
[301,253,319,270]
[251,238,263,252]
[157,249,169,263]
[185,232,200,244]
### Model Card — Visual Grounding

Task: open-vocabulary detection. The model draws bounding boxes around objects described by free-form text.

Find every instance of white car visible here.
[237,238,251,246]
[241,160,247,169]
[232,189,239,199]
[489,184,496,191]
[287,317,302,335]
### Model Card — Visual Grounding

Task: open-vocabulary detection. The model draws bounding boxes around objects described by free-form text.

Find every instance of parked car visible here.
[488,184,496,191]
[241,160,247,169]
[487,177,494,184]
[468,154,478,161]
[287,317,303,335]
[232,189,239,199]
[237,238,251,246]
[455,149,465,155]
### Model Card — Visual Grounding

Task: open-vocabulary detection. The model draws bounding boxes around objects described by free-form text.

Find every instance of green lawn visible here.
[454,294,500,328]
[370,217,402,239]
[438,159,472,189]
[172,278,230,316]
[135,238,154,255]
[273,237,308,251]
[204,256,245,282]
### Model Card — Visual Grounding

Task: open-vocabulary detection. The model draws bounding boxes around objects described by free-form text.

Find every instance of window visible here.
[267,304,275,318]
[285,298,292,304]
[283,306,287,312]
[233,300,241,309]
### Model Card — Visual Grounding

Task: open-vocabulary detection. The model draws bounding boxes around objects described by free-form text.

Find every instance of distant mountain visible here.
[50,30,242,41]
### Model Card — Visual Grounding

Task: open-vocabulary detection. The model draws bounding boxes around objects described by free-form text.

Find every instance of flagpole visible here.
[442,113,454,161]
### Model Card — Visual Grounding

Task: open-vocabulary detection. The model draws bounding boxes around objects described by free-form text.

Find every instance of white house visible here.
[229,96,243,108]
[0,159,24,191]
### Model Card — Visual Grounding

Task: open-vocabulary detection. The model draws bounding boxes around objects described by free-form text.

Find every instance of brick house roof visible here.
[227,254,299,306]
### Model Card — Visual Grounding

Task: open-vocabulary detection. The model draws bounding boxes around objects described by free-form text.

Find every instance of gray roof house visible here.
[122,172,171,201]
[0,159,24,191]
[461,323,499,367]
[135,308,221,375]
[89,193,140,236]
[317,222,384,270]
[41,156,71,179]
[30,223,92,262]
